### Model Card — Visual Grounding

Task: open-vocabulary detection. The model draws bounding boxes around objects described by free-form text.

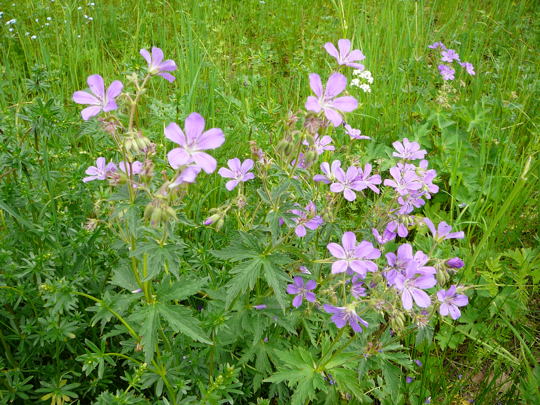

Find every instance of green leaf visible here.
[158,302,211,344]
[129,304,160,363]
[261,254,290,311]
[380,362,401,399]
[110,262,140,292]
[225,257,264,308]
[157,276,208,302]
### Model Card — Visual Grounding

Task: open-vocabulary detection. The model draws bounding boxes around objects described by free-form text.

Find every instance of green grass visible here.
[1,0,539,403]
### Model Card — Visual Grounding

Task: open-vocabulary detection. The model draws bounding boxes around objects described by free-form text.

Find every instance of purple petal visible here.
[81,106,102,120]
[240,159,254,172]
[411,288,431,308]
[324,42,339,59]
[305,96,321,113]
[157,60,177,72]
[332,96,358,112]
[196,128,225,150]
[184,112,205,142]
[343,188,356,201]
[73,91,99,105]
[218,167,234,178]
[309,73,323,98]
[106,80,123,99]
[87,74,105,98]
[167,148,190,169]
[225,179,239,191]
[453,294,469,307]
[327,242,346,259]
[337,39,351,57]
[292,295,303,308]
[158,72,176,82]
[342,232,357,251]
[164,122,186,146]
[305,280,317,290]
[448,305,461,320]
[401,289,413,310]
[140,48,152,65]
[151,47,164,65]
[414,275,437,289]
[295,225,307,237]
[348,49,365,61]
[331,260,348,274]
[305,292,316,302]
[325,72,347,98]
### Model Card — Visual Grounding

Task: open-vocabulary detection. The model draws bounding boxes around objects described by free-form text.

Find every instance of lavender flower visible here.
[119,161,143,176]
[327,232,380,276]
[313,160,341,184]
[393,266,436,310]
[140,47,177,82]
[392,138,427,160]
[73,74,123,120]
[350,276,367,299]
[324,39,366,70]
[165,112,225,174]
[330,166,363,201]
[290,201,324,237]
[344,124,370,140]
[83,157,117,182]
[441,49,460,63]
[286,277,317,308]
[305,73,358,127]
[437,285,468,319]
[459,62,475,75]
[424,218,465,241]
[323,304,368,333]
[218,158,255,191]
[446,257,465,269]
[428,42,447,50]
[384,164,423,196]
[310,135,335,155]
[169,165,201,188]
[372,228,396,244]
[354,163,381,194]
[253,304,267,310]
[438,64,455,81]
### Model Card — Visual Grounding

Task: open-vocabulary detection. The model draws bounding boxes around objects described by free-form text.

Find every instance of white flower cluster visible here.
[351,69,374,93]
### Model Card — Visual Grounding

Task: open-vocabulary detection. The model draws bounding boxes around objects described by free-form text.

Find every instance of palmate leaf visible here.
[261,253,290,311]
[156,276,208,301]
[129,304,160,363]
[157,302,211,344]
[225,257,264,308]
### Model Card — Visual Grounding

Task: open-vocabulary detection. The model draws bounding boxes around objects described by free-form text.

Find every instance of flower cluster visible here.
[428,41,475,80]
[351,69,373,93]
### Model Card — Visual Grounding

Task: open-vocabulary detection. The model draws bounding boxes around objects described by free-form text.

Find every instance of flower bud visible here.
[204,214,221,226]
[446,257,464,269]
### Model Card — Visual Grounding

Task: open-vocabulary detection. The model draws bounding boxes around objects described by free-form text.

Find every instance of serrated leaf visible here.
[262,255,290,311]
[158,302,211,344]
[129,304,160,363]
[225,257,264,308]
[110,263,140,292]
[381,362,400,399]
[157,276,208,302]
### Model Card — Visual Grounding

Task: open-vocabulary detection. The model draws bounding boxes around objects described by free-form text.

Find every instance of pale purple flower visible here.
[290,201,324,237]
[441,49,460,63]
[428,42,447,50]
[392,138,427,160]
[417,160,439,198]
[253,304,267,310]
[437,285,468,319]
[406,377,414,384]
[313,160,341,184]
[119,161,143,176]
[327,232,380,276]
[446,257,464,269]
[350,276,367,299]
[393,266,437,310]
[354,163,381,194]
[459,62,475,76]
[424,218,465,241]
[330,166,362,201]
[218,158,255,191]
[140,47,177,82]
[286,277,317,308]
[384,164,423,196]
[385,243,416,285]
[372,228,396,244]
[415,359,423,367]
[305,73,358,127]
[299,266,311,275]
[304,135,335,155]
[73,74,123,120]
[323,304,368,333]
[169,165,202,188]
[165,112,225,174]
[344,124,370,140]
[386,211,415,238]
[438,64,455,81]
[83,157,117,182]
[324,39,366,70]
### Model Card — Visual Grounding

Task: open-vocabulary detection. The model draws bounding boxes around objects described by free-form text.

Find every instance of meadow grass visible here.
[0,0,539,403]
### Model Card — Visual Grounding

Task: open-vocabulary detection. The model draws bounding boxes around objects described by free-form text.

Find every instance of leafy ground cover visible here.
[0,0,539,404]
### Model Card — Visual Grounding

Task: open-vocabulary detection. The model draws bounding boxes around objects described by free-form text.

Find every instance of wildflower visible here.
[350,276,367,299]
[354,163,381,194]
[169,165,202,188]
[441,49,460,63]
[459,62,475,75]
[359,83,371,93]
[253,304,267,310]
[446,257,464,269]
[344,124,370,140]
[6,18,16,25]
[324,39,366,70]
[218,158,255,191]
[304,135,335,155]
[83,157,117,182]
[406,377,414,384]
[140,47,177,82]
[393,266,436,310]
[437,285,468,319]
[385,244,434,286]
[392,138,427,160]
[424,218,464,241]
[313,160,341,184]
[73,74,123,120]
[372,228,396,244]
[165,112,225,173]
[354,69,374,84]
[323,304,368,333]
[287,277,317,308]
[299,266,311,274]
[385,210,415,238]
[305,72,358,127]
[290,201,324,237]
[384,165,423,196]
[330,166,363,201]
[415,359,423,367]
[428,42,446,50]
[327,231,380,276]
[119,161,143,176]
[438,64,455,80]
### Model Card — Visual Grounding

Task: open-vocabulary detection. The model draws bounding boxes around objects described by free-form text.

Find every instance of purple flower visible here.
[140,47,177,82]
[330,166,363,201]
[306,135,335,155]
[323,304,368,333]
[459,62,475,76]
[417,160,439,198]
[428,42,447,50]
[169,165,202,188]
[119,161,143,176]
[424,218,465,241]
[344,124,370,140]
[73,74,123,120]
[253,304,267,310]
[354,163,381,194]
[299,266,311,274]
[165,112,225,174]
[385,211,415,238]
[385,244,435,287]
[83,157,117,182]
[392,138,427,160]
[406,377,414,384]
[218,158,255,191]
[327,232,380,276]
[313,160,341,184]
[384,164,423,196]
[437,285,468,319]
[372,228,396,244]
[290,201,324,237]
[393,266,437,310]
[446,257,465,269]
[415,359,423,367]
[438,64,455,81]
[324,39,366,70]
[350,276,367,299]
[287,277,317,308]
[441,49,460,63]
[305,73,358,127]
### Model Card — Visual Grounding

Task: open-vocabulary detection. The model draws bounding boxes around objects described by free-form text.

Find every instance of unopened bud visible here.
[446,257,464,269]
